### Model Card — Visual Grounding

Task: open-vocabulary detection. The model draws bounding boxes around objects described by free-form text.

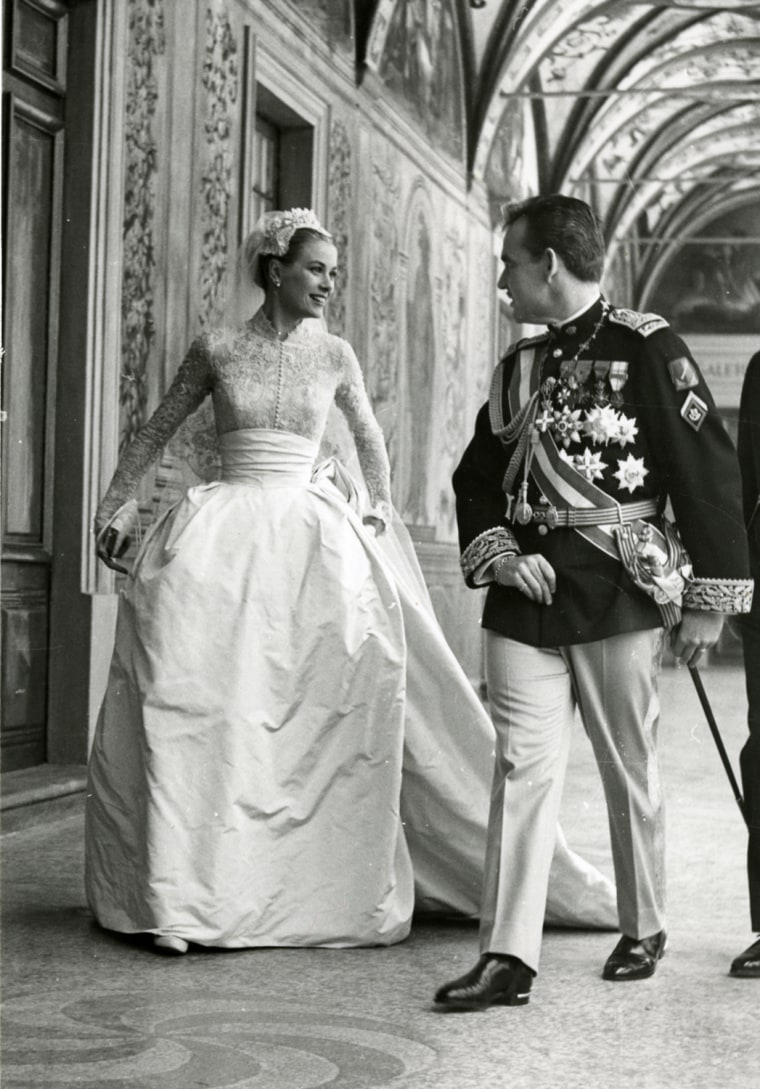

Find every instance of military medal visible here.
[608,360,629,406]
[575,359,593,385]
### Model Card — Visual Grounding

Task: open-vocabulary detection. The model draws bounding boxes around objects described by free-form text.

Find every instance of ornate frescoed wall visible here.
[119,0,166,453]
[297,0,354,49]
[434,219,468,539]
[399,193,437,525]
[367,148,403,480]
[484,95,538,226]
[326,118,352,341]
[367,0,465,164]
[197,2,239,329]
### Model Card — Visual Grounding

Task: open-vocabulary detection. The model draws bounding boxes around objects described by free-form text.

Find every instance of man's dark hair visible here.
[504,195,606,282]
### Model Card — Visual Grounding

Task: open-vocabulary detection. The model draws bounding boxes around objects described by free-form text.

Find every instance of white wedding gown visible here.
[86,314,616,948]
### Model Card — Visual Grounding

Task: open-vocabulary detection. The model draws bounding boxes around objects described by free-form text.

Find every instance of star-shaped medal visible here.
[552,405,583,448]
[574,447,608,481]
[613,454,649,493]
[613,413,639,447]
[583,404,620,445]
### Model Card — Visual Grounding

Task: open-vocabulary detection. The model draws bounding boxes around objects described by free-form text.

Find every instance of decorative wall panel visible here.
[369,154,402,478]
[295,0,354,50]
[327,118,352,340]
[400,194,436,525]
[368,0,465,163]
[433,221,467,537]
[198,2,239,328]
[120,0,165,451]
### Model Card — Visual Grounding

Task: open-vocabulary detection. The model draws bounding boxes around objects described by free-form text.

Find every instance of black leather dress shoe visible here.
[433,954,534,1011]
[602,931,667,981]
[729,936,760,978]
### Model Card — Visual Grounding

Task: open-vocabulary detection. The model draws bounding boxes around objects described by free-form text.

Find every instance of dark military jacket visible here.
[453,296,752,648]
[738,350,760,586]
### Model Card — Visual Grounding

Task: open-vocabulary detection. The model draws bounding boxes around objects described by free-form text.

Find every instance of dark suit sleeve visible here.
[452,398,520,587]
[738,351,760,565]
[633,327,751,610]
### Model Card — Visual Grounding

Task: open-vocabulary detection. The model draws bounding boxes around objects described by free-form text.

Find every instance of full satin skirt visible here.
[86,429,616,948]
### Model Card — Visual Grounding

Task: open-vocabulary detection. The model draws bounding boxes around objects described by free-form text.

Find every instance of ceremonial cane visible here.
[688,666,749,827]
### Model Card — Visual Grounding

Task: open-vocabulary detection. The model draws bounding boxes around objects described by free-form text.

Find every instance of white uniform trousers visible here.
[479,627,666,973]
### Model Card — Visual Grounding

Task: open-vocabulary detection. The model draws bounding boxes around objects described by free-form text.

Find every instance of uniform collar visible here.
[547,296,606,340]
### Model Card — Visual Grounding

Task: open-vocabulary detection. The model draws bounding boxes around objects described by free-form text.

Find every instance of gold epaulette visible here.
[608,308,669,337]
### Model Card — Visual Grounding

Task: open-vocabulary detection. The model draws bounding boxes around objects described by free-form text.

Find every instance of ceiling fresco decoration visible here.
[357,1,758,309]
[364,0,467,162]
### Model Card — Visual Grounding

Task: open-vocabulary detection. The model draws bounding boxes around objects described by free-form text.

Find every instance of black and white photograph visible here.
[2,2,759,1086]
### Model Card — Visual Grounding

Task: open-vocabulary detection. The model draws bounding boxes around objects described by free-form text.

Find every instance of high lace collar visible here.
[250,308,311,344]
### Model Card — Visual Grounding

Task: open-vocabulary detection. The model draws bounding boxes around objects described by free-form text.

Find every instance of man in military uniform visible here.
[434,194,752,1010]
[734,351,760,978]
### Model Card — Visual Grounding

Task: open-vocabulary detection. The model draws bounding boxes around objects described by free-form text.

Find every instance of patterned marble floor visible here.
[2,664,758,1089]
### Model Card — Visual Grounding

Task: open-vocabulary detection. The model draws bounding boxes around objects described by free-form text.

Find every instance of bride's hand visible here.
[95,523,131,573]
[362,515,386,537]
[94,499,140,574]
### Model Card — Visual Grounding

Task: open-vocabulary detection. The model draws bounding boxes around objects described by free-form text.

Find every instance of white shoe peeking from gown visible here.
[153,935,189,955]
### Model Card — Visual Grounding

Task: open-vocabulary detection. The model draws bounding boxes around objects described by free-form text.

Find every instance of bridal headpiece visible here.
[244,208,332,286]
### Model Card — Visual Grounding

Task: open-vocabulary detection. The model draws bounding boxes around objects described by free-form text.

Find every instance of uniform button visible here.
[538,525,548,536]
[565,325,577,335]
[552,348,563,358]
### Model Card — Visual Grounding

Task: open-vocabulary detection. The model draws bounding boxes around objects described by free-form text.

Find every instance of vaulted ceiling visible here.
[354,1,758,301]
[461,0,760,298]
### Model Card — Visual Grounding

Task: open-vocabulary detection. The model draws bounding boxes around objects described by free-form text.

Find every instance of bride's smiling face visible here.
[274,238,338,321]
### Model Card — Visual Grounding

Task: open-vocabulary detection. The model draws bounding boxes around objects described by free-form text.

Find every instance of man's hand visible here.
[670,610,725,668]
[495,553,556,605]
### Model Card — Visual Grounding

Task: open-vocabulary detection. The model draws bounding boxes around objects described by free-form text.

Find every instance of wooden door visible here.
[2,0,69,771]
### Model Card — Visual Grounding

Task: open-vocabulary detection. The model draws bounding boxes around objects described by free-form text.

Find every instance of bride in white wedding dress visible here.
[87,209,616,954]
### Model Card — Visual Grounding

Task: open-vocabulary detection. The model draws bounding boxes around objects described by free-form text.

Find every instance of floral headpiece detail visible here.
[255,208,331,257]
[242,208,332,288]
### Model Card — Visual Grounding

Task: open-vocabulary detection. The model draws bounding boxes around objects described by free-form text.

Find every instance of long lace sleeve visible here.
[95,339,214,531]
[334,340,392,526]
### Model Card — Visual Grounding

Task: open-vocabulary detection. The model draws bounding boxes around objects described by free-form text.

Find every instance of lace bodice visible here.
[95,310,391,529]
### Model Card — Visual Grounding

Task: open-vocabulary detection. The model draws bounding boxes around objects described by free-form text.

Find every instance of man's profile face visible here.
[498,216,553,324]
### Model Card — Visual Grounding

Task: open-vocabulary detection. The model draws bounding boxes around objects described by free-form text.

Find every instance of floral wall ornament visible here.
[327,120,352,339]
[120,0,166,452]
[198,2,238,329]
[369,156,401,475]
